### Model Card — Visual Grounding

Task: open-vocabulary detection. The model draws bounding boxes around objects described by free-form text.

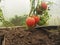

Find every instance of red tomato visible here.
[41,2,47,10]
[32,15,40,24]
[26,17,35,27]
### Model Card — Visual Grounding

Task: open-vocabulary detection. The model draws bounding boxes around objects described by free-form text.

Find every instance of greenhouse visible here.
[0,0,60,45]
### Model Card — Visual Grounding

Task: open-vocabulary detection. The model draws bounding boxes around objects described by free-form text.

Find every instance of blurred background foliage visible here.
[10,15,27,26]
[0,8,27,27]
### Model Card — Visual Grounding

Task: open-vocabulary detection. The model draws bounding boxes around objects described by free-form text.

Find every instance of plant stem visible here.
[29,0,35,16]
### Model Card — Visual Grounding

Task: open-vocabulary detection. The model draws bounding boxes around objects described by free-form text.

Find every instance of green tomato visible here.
[38,19,46,25]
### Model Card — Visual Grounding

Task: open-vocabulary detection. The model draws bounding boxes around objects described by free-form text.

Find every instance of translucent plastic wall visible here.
[0,0,60,25]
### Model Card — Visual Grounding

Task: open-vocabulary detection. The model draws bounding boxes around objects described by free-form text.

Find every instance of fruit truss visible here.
[26,0,53,28]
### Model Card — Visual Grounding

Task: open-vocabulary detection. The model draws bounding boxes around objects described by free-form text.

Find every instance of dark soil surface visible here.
[4,27,60,45]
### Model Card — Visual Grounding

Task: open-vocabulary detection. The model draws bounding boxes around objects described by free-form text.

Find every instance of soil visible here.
[3,27,60,45]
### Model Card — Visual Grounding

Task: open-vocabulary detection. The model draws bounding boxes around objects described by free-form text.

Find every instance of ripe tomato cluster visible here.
[26,2,48,27]
[26,15,40,27]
